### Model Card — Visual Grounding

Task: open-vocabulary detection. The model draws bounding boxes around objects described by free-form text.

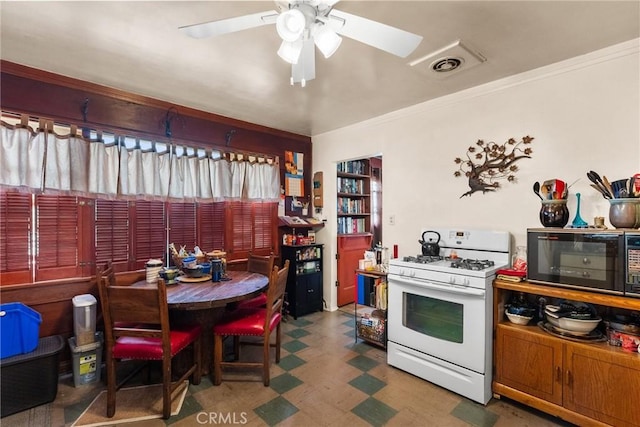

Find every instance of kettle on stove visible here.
[419,231,441,257]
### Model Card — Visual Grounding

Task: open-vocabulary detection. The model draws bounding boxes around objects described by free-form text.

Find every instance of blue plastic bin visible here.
[0,303,42,359]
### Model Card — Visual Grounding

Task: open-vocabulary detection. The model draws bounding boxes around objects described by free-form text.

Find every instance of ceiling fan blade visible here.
[179,10,278,39]
[291,38,316,86]
[328,9,422,58]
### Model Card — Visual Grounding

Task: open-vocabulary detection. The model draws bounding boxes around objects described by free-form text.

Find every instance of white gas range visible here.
[387,228,511,405]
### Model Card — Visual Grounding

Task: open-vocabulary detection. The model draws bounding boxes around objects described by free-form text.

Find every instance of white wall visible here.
[312,39,640,312]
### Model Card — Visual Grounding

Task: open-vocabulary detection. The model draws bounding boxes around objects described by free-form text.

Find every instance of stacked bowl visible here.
[545,302,601,335]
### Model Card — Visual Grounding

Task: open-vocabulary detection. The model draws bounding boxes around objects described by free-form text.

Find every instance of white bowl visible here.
[547,314,601,334]
[505,310,533,325]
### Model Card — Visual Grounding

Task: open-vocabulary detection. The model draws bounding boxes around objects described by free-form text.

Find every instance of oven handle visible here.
[390,275,485,297]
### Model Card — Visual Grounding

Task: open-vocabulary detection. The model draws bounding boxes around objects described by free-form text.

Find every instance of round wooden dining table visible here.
[133,270,269,375]
[164,270,268,310]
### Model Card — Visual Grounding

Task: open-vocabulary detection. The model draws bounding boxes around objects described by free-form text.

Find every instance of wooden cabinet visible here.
[281,244,323,319]
[354,270,387,348]
[495,325,563,405]
[337,159,371,235]
[493,280,640,427]
[564,344,640,425]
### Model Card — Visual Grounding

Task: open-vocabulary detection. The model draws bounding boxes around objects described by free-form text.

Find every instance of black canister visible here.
[211,259,222,282]
[539,200,569,228]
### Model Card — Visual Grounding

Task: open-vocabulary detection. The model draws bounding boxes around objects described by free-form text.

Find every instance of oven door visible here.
[387,274,489,374]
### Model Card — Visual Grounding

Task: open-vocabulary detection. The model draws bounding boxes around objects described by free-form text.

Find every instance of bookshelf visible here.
[354,269,387,348]
[336,159,371,235]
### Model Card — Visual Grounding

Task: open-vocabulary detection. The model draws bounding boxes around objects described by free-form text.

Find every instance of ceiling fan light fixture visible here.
[276,8,306,42]
[277,39,303,64]
[314,25,342,58]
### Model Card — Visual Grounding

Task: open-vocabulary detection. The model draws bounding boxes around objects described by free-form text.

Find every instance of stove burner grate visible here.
[403,255,445,264]
[450,259,495,271]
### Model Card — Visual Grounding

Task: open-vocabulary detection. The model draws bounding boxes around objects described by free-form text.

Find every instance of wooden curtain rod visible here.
[1,110,278,163]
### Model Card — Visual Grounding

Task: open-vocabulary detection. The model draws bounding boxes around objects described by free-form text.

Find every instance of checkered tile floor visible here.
[17,307,575,426]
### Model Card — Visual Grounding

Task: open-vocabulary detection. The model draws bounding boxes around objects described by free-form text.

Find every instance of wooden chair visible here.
[97,267,202,419]
[235,253,275,309]
[213,260,290,386]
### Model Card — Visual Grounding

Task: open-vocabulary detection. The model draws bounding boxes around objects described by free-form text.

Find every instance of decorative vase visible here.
[609,198,640,229]
[539,199,569,228]
[571,193,588,228]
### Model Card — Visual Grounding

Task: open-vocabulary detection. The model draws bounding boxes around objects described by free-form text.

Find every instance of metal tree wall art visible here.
[454,135,534,198]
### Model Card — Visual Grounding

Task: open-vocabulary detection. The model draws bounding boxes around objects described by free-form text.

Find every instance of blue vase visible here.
[571,193,588,228]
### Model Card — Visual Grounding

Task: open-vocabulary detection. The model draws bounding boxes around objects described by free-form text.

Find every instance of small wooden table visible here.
[133,270,269,375]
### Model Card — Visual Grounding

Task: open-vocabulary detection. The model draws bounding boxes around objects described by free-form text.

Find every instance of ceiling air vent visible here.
[409,40,486,78]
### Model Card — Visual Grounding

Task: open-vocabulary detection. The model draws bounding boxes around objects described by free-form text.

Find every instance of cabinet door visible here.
[296,273,323,316]
[337,235,372,306]
[495,325,563,405]
[564,344,640,426]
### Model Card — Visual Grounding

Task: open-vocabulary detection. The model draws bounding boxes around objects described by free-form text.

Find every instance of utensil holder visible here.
[608,198,640,229]
[540,200,569,228]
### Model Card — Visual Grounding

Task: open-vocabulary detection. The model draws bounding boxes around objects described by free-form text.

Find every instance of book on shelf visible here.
[279,216,308,225]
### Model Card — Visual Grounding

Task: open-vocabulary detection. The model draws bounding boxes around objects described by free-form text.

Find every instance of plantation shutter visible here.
[228,201,252,255]
[168,202,197,252]
[198,202,225,252]
[133,200,165,268]
[0,191,32,283]
[35,194,81,280]
[253,202,277,252]
[95,199,130,271]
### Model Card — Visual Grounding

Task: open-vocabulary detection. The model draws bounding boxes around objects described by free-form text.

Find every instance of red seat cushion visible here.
[236,293,267,309]
[112,324,201,360]
[213,308,281,337]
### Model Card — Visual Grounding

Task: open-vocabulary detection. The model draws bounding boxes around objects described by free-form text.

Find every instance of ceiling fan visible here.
[179,0,423,87]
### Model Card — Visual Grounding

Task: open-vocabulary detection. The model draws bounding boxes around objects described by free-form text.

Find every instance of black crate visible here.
[0,335,64,417]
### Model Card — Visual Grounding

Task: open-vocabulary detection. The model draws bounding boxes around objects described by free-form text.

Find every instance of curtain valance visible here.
[0,114,280,201]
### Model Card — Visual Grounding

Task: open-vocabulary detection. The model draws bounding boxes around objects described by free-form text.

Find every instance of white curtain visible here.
[245,161,280,201]
[1,119,280,201]
[88,141,119,196]
[119,147,172,199]
[168,150,199,199]
[0,124,45,191]
[209,158,232,199]
[44,132,89,194]
[230,161,247,199]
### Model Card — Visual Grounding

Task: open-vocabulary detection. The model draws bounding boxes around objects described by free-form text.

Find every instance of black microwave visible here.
[626,232,640,297]
[527,228,625,295]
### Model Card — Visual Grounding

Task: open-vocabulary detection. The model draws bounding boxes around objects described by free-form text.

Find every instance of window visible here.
[0,191,83,283]
[0,191,31,283]
[0,188,278,285]
[95,199,130,271]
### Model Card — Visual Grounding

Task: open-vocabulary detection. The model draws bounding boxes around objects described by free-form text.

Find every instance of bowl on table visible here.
[200,262,212,275]
[182,265,204,278]
[181,256,197,269]
[159,268,179,284]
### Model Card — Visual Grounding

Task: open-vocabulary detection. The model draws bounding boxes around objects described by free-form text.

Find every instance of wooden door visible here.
[337,235,372,306]
[495,325,563,405]
[564,343,640,426]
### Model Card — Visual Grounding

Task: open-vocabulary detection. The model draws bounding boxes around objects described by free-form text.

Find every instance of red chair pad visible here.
[236,293,267,309]
[213,308,281,336]
[112,324,201,360]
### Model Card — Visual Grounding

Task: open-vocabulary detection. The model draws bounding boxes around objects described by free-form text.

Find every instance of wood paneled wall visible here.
[0,60,312,372]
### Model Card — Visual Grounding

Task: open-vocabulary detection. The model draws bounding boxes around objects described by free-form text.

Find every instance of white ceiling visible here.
[1,1,639,137]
